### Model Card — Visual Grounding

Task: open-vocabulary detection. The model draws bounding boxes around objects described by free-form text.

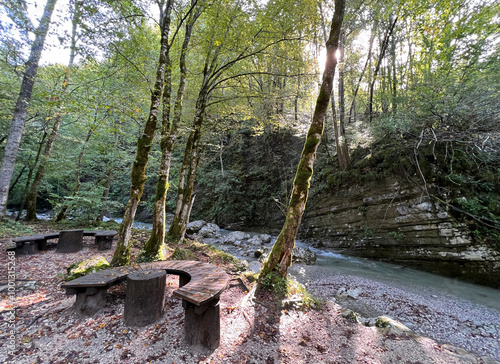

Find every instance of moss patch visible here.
[65,256,109,281]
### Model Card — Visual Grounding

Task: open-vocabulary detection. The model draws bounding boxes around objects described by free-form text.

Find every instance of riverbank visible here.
[0,221,499,363]
[289,264,500,361]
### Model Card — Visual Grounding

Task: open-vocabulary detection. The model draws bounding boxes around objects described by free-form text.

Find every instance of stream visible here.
[107,217,500,313]
[10,210,498,313]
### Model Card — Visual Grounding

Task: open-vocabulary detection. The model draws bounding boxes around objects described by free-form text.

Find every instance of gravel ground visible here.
[1,236,499,364]
[289,264,500,362]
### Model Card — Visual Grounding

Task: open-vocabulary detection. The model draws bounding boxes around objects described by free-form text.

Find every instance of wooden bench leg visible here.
[72,287,108,317]
[38,239,48,251]
[183,298,220,349]
[18,241,38,255]
[96,236,113,251]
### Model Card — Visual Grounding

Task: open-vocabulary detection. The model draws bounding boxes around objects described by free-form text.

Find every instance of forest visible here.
[1,1,500,363]
[1,0,499,268]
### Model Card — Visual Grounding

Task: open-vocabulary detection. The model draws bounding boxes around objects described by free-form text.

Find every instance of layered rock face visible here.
[301,178,500,288]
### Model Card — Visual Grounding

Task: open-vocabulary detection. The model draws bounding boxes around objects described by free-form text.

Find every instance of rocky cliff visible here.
[301,177,500,289]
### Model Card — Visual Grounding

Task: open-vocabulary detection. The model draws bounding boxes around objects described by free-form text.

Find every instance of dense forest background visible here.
[1,0,499,249]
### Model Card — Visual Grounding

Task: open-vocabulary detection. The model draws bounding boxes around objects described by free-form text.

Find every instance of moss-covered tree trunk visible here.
[167,97,206,242]
[111,1,173,267]
[144,3,203,258]
[260,0,345,279]
[0,0,57,219]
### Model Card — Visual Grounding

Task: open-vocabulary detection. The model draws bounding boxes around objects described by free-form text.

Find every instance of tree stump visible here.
[57,229,83,253]
[124,269,166,327]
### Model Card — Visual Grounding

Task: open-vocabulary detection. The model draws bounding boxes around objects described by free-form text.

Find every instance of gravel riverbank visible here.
[289,264,500,361]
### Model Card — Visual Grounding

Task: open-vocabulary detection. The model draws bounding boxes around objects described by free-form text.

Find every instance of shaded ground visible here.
[0,222,498,364]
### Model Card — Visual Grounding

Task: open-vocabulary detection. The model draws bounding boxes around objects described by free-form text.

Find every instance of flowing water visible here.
[15,211,499,313]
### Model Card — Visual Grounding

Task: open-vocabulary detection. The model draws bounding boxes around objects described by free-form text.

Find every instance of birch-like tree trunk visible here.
[25,0,80,221]
[143,1,204,258]
[260,0,345,279]
[0,0,57,219]
[111,1,174,266]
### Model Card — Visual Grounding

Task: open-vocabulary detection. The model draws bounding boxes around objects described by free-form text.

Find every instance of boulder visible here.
[292,246,317,265]
[186,220,207,234]
[223,231,250,245]
[66,256,109,280]
[248,261,262,273]
[199,223,221,238]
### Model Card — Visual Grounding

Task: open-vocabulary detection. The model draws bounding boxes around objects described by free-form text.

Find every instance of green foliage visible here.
[0,218,34,238]
[388,231,405,241]
[260,270,288,296]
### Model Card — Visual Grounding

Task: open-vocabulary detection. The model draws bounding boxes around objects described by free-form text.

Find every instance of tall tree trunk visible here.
[348,27,375,125]
[16,133,47,220]
[260,0,345,279]
[144,1,203,258]
[111,1,174,267]
[97,167,113,222]
[337,31,350,169]
[0,0,57,219]
[167,97,206,242]
[390,14,398,113]
[367,16,398,124]
[318,0,347,169]
[55,127,93,221]
[25,0,80,221]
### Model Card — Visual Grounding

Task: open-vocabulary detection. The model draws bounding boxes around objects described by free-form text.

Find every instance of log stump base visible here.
[124,269,166,327]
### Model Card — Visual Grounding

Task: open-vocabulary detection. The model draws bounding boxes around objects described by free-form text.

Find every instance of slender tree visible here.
[111,0,174,266]
[143,0,205,259]
[25,0,81,221]
[260,0,345,278]
[0,0,57,219]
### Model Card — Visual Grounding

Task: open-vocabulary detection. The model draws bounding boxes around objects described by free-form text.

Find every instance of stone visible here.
[341,309,360,323]
[66,256,109,280]
[346,287,361,299]
[223,231,250,245]
[292,246,317,265]
[248,261,262,273]
[186,220,207,234]
[199,223,221,238]
[254,249,264,258]
[247,236,263,246]
[376,316,413,336]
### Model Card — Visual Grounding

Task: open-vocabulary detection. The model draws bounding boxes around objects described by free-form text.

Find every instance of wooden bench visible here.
[61,260,229,349]
[7,230,118,255]
[11,234,46,255]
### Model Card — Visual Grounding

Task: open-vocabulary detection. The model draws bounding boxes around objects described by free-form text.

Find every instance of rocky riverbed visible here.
[289,264,500,362]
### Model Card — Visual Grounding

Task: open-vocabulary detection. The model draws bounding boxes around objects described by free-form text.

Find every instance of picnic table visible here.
[61,260,229,349]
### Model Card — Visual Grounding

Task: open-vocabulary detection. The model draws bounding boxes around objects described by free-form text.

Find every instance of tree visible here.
[0,0,57,219]
[25,0,81,221]
[260,0,345,278]
[142,0,205,259]
[111,0,175,267]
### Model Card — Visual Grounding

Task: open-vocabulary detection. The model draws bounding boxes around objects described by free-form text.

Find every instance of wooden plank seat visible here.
[61,266,139,316]
[10,234,46,255]
[62,260,229,349]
